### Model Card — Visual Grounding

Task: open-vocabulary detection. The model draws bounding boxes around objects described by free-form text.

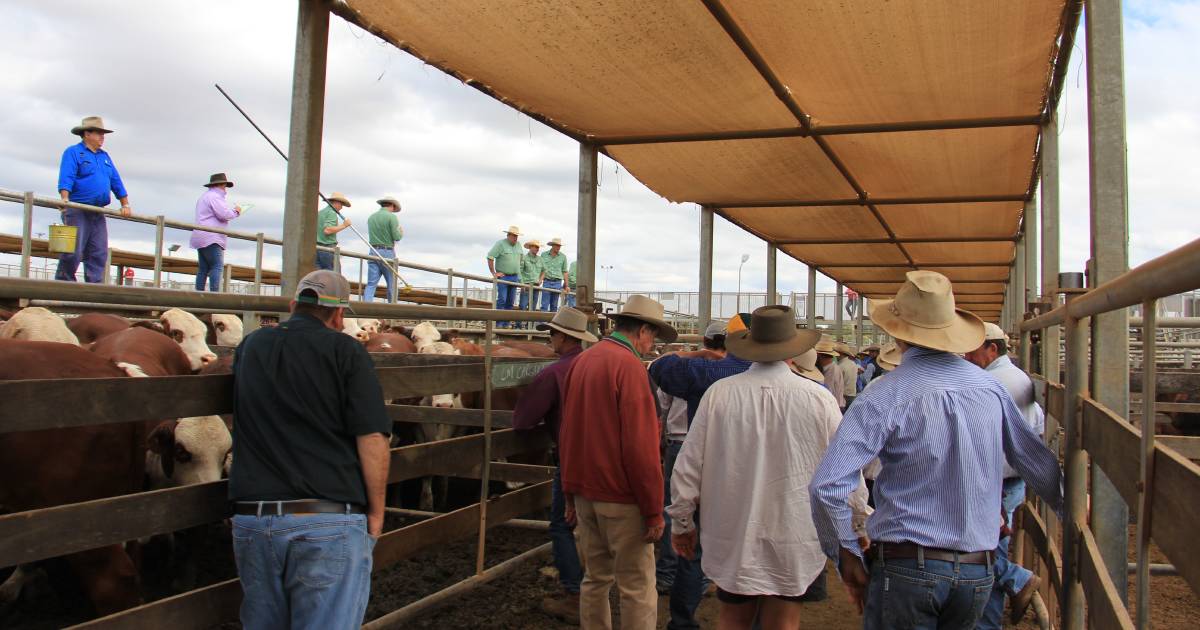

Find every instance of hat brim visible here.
[726,327,820,363]
[788,363,825,383]
[377,199,399,207]
[869,299,985,354]
[71,126,113,136]
[536,322,598,343]
[204,181,233,187]
[614,313,678,343]
[329,198,351,207]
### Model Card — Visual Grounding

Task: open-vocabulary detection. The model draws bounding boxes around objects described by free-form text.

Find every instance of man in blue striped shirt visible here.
[810,271,1063,629]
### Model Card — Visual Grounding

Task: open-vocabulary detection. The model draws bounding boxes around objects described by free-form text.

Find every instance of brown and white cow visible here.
[364,331,417,353]
[409,321,442,351]
[145,416,232,489]
[200,313,244,347]
[159,309,218,371]
[89,326,193,378]
[67,312,132,344]
[415,340,466,510]
[0,307,80,345]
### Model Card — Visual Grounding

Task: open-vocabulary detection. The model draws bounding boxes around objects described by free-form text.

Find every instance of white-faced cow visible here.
[409,321,442,351]
[203,313,244,347]
[159,308,218,371]
[0,307,80,345]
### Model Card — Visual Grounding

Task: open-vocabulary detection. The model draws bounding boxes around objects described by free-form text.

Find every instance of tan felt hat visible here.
[869,270,985,354]
[613,295,678,343]
[726,305,821,363]
[71,116,112,136]
[788,347,824,383]
[877,342,903,372]
[814,339,839,358]
[835,341,855,357]
[327,192,352,207]
[548,237,563,246]
[524,239,542,249]
[537,307,598,343]
[377,197,401,210]
[504,225,522,236]
[204,172,234,187]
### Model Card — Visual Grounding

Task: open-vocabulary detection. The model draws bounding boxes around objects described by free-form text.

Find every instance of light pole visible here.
[167,244,181,285]
[737,253,749,313]
[601,264,614,294]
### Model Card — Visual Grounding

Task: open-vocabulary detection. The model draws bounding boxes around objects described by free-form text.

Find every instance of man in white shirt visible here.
[964,323,1045,627]
[815,339,845,410]
[668,306,868,629]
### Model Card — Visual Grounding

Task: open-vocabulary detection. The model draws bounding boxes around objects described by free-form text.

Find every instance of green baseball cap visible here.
[295,269,352,308]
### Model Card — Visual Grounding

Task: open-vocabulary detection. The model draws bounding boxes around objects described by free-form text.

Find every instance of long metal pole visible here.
[699,205,714,331]
[1014,232,1027,338]
[576,143,598,324]
[1041,113,1062,383]
[1061,306,1089,630]
[1025,198,1038,316]
[1135,299,1156,629]
[152,215,165,288]
[806,265,816,329]
[20,192,33,278]
[855,295,864,349]
[766,243,777,306]
[835,282,844,341]
[279,0,330,296]
[1086,0,1131,594]
[475,321,495,575]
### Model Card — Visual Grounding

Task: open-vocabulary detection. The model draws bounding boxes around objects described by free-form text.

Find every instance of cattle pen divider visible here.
[0,276,564,629]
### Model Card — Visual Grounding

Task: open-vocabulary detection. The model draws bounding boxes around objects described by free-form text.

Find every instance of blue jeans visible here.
[541,278,563,312]
[55,207,109,283]
[657,440,707,629]
[550,470,583,593]
[565,292,576,308]
[315,249,335,271]
[195,244,224,292]
[978,479,1033,630]
[863,554,993,630]
[232,513,375,630]
[363,248,395,303]
[495,274,518,327]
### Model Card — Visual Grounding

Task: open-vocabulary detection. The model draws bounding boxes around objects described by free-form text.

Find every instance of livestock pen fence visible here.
[1011,239,1200,630]
[0,276,562,629]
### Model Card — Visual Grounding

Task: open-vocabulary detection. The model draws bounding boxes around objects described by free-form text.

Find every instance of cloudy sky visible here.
[2,1,1197,301]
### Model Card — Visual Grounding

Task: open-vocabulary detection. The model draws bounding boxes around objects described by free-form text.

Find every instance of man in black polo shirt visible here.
[229,270,391,630]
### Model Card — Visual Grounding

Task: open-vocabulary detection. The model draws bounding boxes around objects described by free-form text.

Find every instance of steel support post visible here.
[806,265,817,329]
[1014,232,1026,339]
[152,215,165,288]
[855,296,864,349]
[766,243,777,306]
[280,0,330,296]
[1024,197,1038,317]
[103,248,113,285]
[1086,0,1131,594]
[221,264,232,293]
[1135,300,1156,629]
[1041,114,1061,383]
[20,192,32,278]
[699,205,714,331]
[576,143,598,325]
[446,270,454,307]
[835,282,844,341]
[254,233,264,294]
[1061,307,1089,630]
[476,321,495,575]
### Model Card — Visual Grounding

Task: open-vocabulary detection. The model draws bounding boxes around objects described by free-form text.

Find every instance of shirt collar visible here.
[280,312,326,330]
[607,332,639,357]
[558,345,584,359]
[78,141,102,155]
[902,345,947,361]
[748,360,789,374]
[986,354,1013,372]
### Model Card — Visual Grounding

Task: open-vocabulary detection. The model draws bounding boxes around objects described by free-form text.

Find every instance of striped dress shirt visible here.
[810,346,1063,560]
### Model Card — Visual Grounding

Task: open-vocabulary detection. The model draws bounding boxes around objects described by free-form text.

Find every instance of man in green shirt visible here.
[487,226,524,326]
[567,260,578,307]
[316,192,353,270]
[517,239,545,327]
[540,237,570,312]
[363,196,403,303]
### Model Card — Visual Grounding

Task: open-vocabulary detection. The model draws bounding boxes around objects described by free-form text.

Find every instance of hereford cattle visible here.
[364,331,417,353]
[415,340,466,510]
[159,309,218,371]
[0,307,79,345]
[0,340,148,614]
[341,318,371,342]
[145,416,232,489]
[498,339,558,358]
[67,313,132,344]
[90,326,193,377]
[410,321,442,351]
[200,313,244,347]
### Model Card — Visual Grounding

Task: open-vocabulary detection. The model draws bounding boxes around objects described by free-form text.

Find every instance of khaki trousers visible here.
[575,497,657,630]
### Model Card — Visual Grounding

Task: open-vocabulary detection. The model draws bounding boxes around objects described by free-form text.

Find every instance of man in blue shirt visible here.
[648,315,753,630]
[56,116,131,283]
[810,272,1062,630]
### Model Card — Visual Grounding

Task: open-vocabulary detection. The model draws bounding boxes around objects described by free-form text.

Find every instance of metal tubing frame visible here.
[806,265,817,329]
[1061,304,1088,630]
[766,242,777,306]
[1041,113,1061,382]
[1025,198,1039,314]
[835,282,844,341]
[152,215,165,288]
[576,143,598,315]
[475,321,495,574]
[1135,300,1156,629]
[20,192,33,278]
[699,206,714,331]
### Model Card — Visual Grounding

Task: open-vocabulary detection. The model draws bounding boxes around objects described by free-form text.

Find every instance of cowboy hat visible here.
[327,192,352,207]
[877,342,903,372]
[869,270,985,354]
[503,225,522,236]
[835,341,855,357]
[814,339,839,358]
[524,239,542,249]
[377,196,401,210]
[788,347,824,383]
[71,116,112,136]
[982,322,1008,343]
[204,172,234,188]
[612,295,678,343]
[537,307,598,343]
[726,305,821,363]
[547,237,563,246]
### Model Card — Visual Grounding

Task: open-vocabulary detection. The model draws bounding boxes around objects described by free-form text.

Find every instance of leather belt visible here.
[867,542,992,565]
[234,500,365,516]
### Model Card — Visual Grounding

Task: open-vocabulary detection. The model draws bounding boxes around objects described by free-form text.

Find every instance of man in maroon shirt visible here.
[511,307,597,624]
[559,295,678,630]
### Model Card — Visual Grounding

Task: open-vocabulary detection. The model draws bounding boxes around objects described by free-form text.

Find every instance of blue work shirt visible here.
[648,352,753,422]
[57,142,128,206]
[809,346,1063,561]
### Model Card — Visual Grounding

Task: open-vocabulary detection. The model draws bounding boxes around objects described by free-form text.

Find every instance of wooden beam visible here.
[712,194,1027,209]
[1150,442,1200,595]
[1078,525,1137,630]
[387,404,515,428]
[1015,503,1064,596]
[1080,398,1140,508]
[73,578,242,630]
[386,429,551,484]
[776,236,1017,245]
[1157,435,1200,461]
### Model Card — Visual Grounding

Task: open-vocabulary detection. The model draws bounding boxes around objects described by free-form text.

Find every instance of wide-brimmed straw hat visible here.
[504,225,522,236]
[71,116,112,136]
[726,305,821,363]
[877,342,903,372]
[327,192,352,207]
[548,237,563,246]
[788,347,824,383]
[537,307,598,343]
[524,239,542,249]
[835,341,855,357]
[204,173,234,188]
[814,339,839,358]
[869,270,985,354]
[612,295,677,343]
[377,196,401,210]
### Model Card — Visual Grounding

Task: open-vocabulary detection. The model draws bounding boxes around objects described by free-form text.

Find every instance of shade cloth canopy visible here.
[336,0,1075,321]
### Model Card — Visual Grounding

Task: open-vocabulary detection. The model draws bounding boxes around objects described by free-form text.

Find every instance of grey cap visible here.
[295,270,352,308]
[703,320,727,339]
